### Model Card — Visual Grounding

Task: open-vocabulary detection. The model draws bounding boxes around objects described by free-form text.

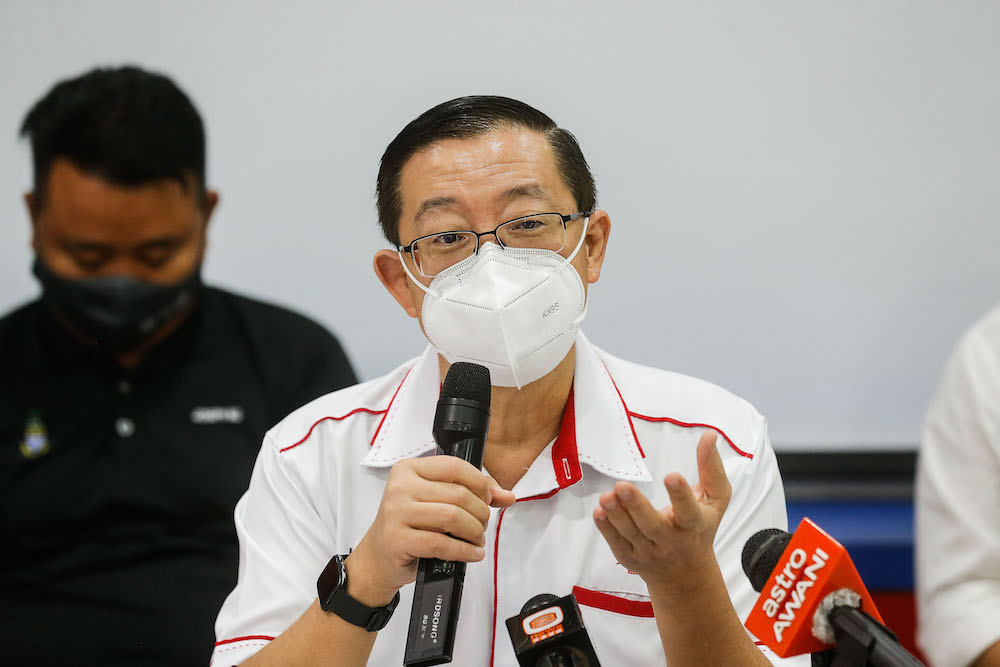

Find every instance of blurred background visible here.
[3,2,999,656]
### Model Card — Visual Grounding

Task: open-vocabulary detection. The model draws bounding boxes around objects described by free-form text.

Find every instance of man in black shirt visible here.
[0,66,357,665]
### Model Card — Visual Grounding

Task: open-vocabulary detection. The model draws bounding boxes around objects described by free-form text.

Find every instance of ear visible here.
[374,249,420,318]
[582,209,611,284]
[201,190,220,228]
[25,192,40,253]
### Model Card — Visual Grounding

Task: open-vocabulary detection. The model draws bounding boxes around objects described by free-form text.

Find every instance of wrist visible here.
[343,550,399,607]
[644,554,723,600]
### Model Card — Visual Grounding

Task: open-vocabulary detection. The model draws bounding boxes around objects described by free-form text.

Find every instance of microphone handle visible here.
[403,436,483,667]
[812,606,925,667]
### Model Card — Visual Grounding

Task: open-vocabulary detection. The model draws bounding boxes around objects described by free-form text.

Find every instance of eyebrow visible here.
[412,184,556,228]
[413,196,459,227]
[498,183,553,206]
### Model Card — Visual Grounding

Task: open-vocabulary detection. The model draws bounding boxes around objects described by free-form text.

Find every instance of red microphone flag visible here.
[744,517,884,658]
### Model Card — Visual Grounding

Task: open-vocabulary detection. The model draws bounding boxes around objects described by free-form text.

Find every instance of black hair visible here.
[20,65,207,208]
[376,95,597,246]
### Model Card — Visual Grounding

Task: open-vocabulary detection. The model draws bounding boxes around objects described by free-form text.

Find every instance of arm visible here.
[916,323,1000,667]
[592,431,772,666]
[231,455,514,666]
[974,642,1000,667]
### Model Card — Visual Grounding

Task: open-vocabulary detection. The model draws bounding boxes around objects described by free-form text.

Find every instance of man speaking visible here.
[213,97,805,666]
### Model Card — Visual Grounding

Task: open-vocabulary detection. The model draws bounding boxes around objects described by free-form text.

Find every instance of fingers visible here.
[695,430,732,506]
[597,486,656,549]
[664,472,701,529]
[414,481,491,528]
[593,505,633,560]
[406,502,488,546]
[407,529,486,563]
[610,482,664,539]
[412,456,494,501]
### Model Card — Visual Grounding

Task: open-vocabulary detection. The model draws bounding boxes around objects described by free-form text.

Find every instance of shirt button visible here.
[115,417,135,438]
[117,379,131,395]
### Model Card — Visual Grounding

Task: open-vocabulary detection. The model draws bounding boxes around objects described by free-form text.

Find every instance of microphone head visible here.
[441,362,491,404]
[521,593,560,615]
[742,528,792,592]
[743,518,884,658]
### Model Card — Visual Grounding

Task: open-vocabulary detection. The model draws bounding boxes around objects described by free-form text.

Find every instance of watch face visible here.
[317,554,346,606]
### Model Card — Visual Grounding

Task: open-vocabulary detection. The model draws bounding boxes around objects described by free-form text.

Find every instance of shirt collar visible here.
[361,333,652,486]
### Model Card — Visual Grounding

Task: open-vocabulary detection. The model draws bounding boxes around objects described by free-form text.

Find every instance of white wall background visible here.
[2,1,998,451]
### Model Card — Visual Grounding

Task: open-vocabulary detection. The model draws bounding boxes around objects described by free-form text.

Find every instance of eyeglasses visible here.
[398,212,589,278]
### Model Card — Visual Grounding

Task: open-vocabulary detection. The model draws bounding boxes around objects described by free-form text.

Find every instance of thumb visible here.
[483,472,516,508]
[695,430,731,508]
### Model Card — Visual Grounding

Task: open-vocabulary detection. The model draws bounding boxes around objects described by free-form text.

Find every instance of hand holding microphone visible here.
[401,362,516,666]
[345,364,515,653]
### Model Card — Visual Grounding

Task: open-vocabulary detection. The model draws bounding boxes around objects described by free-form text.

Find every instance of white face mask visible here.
[399,217,590,389]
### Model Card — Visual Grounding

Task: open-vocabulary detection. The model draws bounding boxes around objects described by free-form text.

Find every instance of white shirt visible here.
[213,333,807,666]
[917,306,1000,667]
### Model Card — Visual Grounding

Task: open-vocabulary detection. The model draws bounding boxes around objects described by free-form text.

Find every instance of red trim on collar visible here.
[552,386,583,488]
[599,363,646,458]
[279,408,387,453]
[368,367,413,448]
[627,412,754,460]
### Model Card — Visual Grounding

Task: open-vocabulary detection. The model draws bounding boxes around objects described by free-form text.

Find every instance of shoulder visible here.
[204,286,340,344]
[594,344,767,460]
[261,357,414,455]
[0,300,41,368]
[933,304,1000,406]
[0,299,39,334]
[955,304,1000,367]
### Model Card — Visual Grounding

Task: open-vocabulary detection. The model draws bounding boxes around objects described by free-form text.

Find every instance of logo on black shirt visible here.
[20,409,51,459]
[190,406,245,425]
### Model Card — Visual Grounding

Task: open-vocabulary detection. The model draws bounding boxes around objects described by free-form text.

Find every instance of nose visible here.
[475,230,502,253]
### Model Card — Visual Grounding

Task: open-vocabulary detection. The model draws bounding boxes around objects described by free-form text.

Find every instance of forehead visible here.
[39,159,199,240]
[397,126,573,226]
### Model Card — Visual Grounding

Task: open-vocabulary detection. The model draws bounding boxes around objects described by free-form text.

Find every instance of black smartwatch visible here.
[317,554,400,632]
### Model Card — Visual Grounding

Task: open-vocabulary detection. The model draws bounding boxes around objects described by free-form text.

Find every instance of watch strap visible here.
[318,554,400,632]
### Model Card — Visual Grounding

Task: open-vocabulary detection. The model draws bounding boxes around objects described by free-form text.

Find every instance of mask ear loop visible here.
[558,216,590,269]
[397,250,439,298]
[563,216,591,326]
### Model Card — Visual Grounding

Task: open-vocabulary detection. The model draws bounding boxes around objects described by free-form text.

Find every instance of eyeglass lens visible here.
[412,213,567,277]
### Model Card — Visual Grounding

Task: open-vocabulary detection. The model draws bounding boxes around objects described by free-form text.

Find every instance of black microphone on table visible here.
[506,593,602,666]
[742,518,925,666]
[403,362,492,667]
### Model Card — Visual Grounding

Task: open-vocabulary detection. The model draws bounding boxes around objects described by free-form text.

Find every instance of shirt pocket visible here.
[571,585,666,666]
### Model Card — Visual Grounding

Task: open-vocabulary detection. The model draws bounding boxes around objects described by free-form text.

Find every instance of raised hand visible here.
[592,430,732,591]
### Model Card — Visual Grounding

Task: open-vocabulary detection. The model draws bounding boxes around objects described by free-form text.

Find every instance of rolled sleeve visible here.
[212,434,336,665]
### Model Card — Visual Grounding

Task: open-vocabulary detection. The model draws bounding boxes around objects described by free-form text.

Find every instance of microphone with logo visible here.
[742,518,924,666]
[403,362,492,667]
[505,593,602,666]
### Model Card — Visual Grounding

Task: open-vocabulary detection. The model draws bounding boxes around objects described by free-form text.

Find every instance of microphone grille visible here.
[742,528,791,592]
[441,362,491,404]
[521,593,560,615]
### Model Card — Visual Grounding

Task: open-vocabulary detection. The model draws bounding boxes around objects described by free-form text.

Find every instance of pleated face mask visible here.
[400,217,590,389]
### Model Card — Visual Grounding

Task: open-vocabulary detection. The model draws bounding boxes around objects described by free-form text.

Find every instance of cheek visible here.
[408,279,428,323]
[571,251,593,286]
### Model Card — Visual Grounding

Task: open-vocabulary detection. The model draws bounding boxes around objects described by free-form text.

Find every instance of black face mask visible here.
[32,258,202,352]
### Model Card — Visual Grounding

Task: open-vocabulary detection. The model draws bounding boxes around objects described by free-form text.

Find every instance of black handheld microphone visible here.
[403,362,492,667]
[505,593,602,667]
